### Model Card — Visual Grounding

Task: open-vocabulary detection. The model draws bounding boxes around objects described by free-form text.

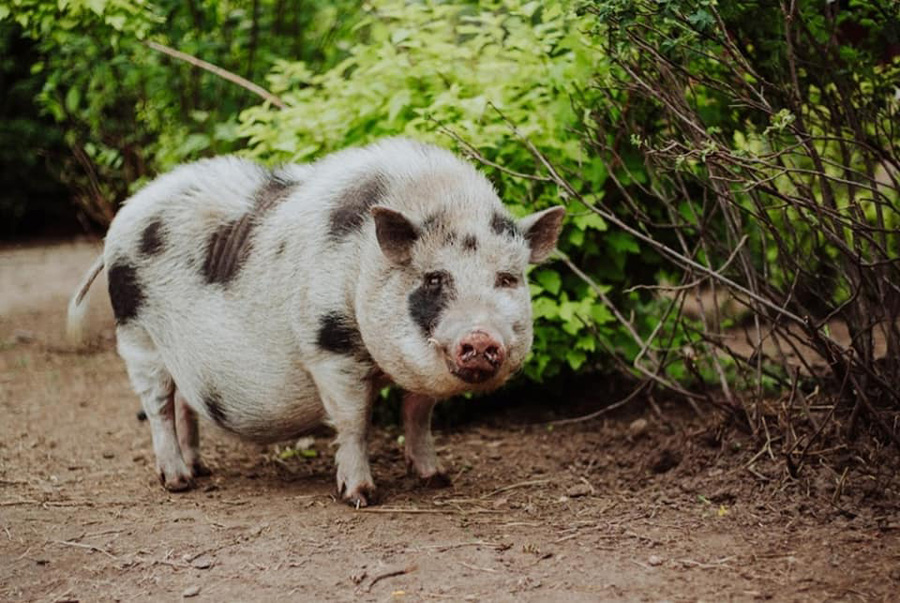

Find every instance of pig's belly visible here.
[149,312,327,443]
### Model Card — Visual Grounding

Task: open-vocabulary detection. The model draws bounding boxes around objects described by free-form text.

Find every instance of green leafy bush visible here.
[4,0,359,226]
[581,0,900,434]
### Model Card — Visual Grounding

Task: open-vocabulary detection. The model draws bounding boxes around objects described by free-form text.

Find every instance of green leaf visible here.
[607,232,640,254]
[106,14,126,31]
[687,9,714,31]
[532,296,560,320]
[591,303,614,325]
[535,269,562,295]
[568,228,585,246]
[64,86,80,113]
[573,211,607,232]
[566,349,587,370]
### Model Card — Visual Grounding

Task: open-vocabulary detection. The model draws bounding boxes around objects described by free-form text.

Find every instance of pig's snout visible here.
[452,330,505,384]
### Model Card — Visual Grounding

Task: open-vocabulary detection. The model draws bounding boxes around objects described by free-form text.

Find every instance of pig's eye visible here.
[495,272,519,288]
[424,271,446,290]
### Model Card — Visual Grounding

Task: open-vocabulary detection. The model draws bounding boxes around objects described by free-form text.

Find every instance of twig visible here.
[479,479,550,499]
[678,557,734,569]
[435,123,552,182]
[0,499,133,508]
[365,564,417,592]
[745,465,770,482]
[556,250,658,366]
[832,467,850,504]
[144,41,286,109]
[459,561,499,573]
[548,380,650,426]
[150,558,192,570]
[408,541,509,553]
[50,539,118,559]
[359,507,501,515]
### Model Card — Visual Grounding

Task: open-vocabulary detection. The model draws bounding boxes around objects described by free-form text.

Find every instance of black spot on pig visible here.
[408,270,456,336]
[204,388,229,428]
[421,213,458,246]
[276,240,287,256]
[462,234,478,251]
[254,173,297,212]
[317,313,363,355]
[329,172,388,240]
[203,173,297,285]
[140,220,165,256]
[512,321,527,336]
[421,213,445,232]
[491,213,518,238]
[108,261,144,324]
[203,218,248,285]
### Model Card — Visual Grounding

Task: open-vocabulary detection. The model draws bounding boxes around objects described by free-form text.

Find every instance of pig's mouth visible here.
[430,329,507,386]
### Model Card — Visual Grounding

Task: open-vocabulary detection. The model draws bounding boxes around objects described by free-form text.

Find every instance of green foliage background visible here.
[4,0,655,383]
[3,0,898,391]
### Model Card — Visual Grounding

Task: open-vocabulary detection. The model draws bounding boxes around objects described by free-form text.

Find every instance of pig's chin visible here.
[439,351,511,394]
[404,353,515,399]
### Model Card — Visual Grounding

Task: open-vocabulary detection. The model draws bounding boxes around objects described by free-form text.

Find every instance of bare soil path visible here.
[1,240,898,601]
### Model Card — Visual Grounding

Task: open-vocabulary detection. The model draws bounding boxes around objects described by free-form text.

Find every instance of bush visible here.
[3,0,359,230]
[576,0,900,447]
[0,22,71,238]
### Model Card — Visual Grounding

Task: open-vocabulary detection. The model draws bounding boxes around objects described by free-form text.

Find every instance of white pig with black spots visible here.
[68,138,565,506]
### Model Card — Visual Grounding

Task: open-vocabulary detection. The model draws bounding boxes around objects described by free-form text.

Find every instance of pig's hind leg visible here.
[174,390,211,478]
[117,326,195,491]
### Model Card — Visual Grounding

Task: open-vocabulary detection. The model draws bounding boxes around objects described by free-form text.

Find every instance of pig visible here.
[68,138,565,506]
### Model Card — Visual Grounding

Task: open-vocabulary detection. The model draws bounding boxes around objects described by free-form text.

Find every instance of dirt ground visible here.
[1,240,898,602]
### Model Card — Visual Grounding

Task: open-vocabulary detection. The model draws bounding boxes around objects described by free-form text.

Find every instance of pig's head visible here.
[356,169,564,399]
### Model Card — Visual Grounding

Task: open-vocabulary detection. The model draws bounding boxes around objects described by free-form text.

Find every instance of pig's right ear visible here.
[371,206,420,264]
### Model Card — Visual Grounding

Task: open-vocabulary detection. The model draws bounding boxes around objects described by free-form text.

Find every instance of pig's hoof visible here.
[420,471,452,489]
[158,469,195,492]
[340,483,377,508]
[163,475,195,492]
[406,458,451,488]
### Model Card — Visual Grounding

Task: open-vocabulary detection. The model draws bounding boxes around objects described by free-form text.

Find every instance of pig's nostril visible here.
[484,345,500,366]
[460,343,475,360]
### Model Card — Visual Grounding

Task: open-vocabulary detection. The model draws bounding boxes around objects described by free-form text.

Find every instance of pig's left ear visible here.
[371,206,420,264]
[518,206,566,263]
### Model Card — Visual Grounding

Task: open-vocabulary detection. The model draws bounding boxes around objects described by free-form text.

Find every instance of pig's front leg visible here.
[403,392,451,487]
[309,360,377,507]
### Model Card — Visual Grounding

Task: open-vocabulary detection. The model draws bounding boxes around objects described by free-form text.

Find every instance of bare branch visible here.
[144,41,286,109]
